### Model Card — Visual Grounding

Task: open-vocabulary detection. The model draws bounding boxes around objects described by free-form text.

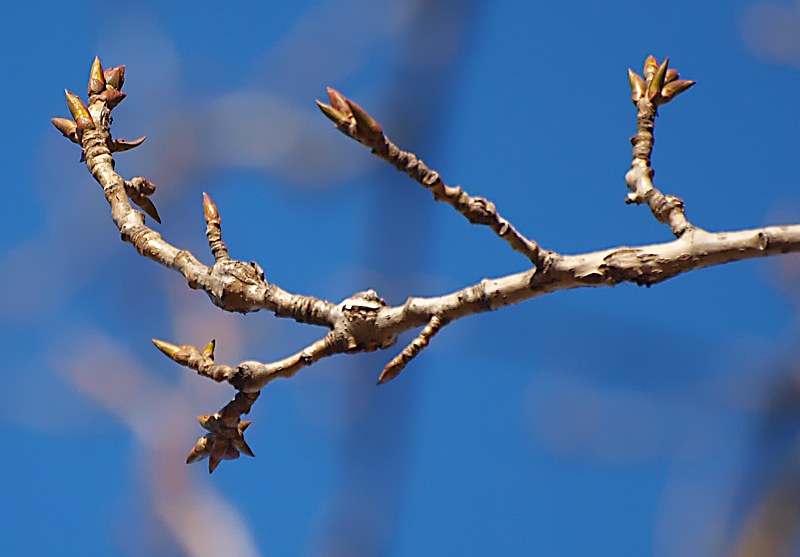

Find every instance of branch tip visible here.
[643,55,659,80]
[89,56,105,94]
[316,99,345,124]
[378,315,445,385]
[326,86,350,114]
[152,338,182,359]
[202,192,219,222]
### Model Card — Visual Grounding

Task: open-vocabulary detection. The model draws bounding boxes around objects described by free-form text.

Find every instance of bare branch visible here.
[317,88,550,268]
[53,55,800,470]
[378,315,446,385]
[625,56,697,237]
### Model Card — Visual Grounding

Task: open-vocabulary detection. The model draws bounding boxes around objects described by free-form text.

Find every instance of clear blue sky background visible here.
[3,1,800,556]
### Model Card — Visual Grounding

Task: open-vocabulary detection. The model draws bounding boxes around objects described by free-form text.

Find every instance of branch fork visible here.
[53,55,800,471]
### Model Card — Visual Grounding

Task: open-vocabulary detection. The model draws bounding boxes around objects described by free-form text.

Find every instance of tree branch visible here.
[52,55,800,471]
[317,88,550,268]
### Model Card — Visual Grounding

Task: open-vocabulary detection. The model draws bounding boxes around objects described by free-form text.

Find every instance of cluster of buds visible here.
[88,55,126,109]
[152,338,258,473]
[628,56,695,106]
[186,410,256,474]
[316,87,384,145]
[53,57,158,221]
[52,57,134,145]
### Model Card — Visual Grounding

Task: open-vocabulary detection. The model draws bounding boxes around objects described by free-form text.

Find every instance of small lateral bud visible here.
[51,118,79,143]
[347,99,383,138]
[316,100,345,124]
[660,79,696,101]
[109,136,146,153]
[65,90,93,127]
[89,56,106,94]
[326,87,350,115]
[100,88,127,109]
[647,58,669,100]
[103,65,125,90]
[185,436,210,464]
[133,197,162,224]
[208,441,227,473]
[202,339,216,359]
[627,69,645,103]
[202,192,219,222]
[643,55,659,81]
[664,68,680,84]
[197,414,216,430]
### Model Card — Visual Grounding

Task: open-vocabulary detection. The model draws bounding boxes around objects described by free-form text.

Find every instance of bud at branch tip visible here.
[152,338,181,359]
[202,192,219,222]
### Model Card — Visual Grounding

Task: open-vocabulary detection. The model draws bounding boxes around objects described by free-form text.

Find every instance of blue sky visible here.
[3,1,800,556]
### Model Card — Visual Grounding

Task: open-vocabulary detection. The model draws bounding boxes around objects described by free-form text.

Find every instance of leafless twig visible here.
[52,55,800,471]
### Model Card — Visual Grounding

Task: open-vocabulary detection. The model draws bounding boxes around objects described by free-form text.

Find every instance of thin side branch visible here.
[317,89,550,268]
[378,314,446,385]
[625,57,697,237]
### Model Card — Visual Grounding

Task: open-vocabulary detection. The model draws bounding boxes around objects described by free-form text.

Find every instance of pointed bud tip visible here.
[152,338,181,358]
[134,197,161,224]
[316,100,345,124]
[65,90,92,124]
[202,339,216,358]
[202,192,219,222]
[89,56,106,94]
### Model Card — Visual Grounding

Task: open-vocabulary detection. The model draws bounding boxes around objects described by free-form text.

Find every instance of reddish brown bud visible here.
[202,192,219,223]
[347,99,383,138]
[75,117,94,133]
[133,197,162,224]
[51,118,79,143]
[197,414,216,430]
[89,56,106,94]
[326,87,351,115]
[186,436,210,464]
[109,136,146,153]
[103,65,125,90]
[101,88,126,109]
[208,440,227,473]
[223,445,241,460]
